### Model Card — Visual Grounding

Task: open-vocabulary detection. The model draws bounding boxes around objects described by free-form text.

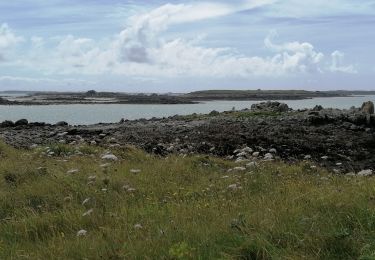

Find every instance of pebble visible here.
[77,230,87,237]
[67,169,79,174]
[246,162,258,168]
[269,148,277,154]
[57,132,68,137]
[30,144,38,149]
[264,153,274,160]
[252,152,260,157]
[228,184,241,190]
[101,154,118,161]
[130,169,141,174]
[134,224,143,229]
[242,147,253,153]
[88,175,96,181]
[357,169,373,177]
[233,167,246,172]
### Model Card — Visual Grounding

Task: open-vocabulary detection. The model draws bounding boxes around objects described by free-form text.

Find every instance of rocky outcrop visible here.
[0,104,374,173]
[0,120,15,127]
[14,119,28,126]
[251,101,289,112]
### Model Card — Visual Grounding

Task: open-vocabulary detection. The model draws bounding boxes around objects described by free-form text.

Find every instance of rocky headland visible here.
[1,101,374,174]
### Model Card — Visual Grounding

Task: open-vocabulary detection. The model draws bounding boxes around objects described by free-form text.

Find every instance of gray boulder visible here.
[251,101,289,112]
[14,119,28,126]
[1,120,15,127]
[55,121,68,126]
[312,105,323,111]
[209,110,220,116]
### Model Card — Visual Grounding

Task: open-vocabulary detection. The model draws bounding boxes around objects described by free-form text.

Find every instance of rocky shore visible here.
[1,101,374,174]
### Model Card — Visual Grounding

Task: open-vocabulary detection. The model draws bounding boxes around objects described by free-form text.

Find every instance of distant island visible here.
[1,89,375,105]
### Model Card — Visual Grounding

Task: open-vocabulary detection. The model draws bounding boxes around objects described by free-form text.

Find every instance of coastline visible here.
[1,101,374,173]
[2,89,375,106]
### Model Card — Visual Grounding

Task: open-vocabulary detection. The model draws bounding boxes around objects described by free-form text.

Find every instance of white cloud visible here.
[330,50,357,74]
[0,23,23,61]
[0,76,95,90]
[0,23,22,49]
[1,2,357,81]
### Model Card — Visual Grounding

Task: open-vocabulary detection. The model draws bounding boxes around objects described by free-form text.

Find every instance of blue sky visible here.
[0,0,374,92]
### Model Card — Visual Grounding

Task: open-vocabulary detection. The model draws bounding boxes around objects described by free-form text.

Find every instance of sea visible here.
[0,95,374,125]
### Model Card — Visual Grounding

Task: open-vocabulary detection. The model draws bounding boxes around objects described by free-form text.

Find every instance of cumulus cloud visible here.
[1,2,357,80]
[0,76,95,90]
[0,23,23,61]
[330,50,357,74]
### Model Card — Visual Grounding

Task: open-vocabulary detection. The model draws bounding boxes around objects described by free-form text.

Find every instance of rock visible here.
[233,167,246,172]
[101,154,118,161]
[77,230,87,237]
[130,169,141,174]
[269,148,277,154]
[361,101,374,114]
[312,105,324,111]
[251,101,289,112]
[134,224,143,229]
[236,152,248,158]
[252,152,260,157]
[57,132,68,137]
[228,184,241,190]
[67,169,79,174]
[108,137,117,144]
[235,157,249,163]
[209,110,220,116]
[357,169,373,177]
[30,144,38,149]
[55,121,68,126]
[100,163,111,168]
[246,162,258,168]
[242,147,253,153]
[1,120,14,127]
[264,153,274,160]
[14,119,28,126]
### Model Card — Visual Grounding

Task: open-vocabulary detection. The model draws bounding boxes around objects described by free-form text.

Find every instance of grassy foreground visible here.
[0,142,375,259]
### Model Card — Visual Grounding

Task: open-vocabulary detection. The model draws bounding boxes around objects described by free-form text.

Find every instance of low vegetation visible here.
[0,141,375,259]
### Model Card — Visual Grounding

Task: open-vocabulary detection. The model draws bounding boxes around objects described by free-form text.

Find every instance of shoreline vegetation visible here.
[1,89,375,105]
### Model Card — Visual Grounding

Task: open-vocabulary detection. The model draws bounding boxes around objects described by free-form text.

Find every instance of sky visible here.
[0,0,374,92]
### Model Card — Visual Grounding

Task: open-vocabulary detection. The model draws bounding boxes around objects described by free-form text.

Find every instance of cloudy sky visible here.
[0,0,374,92]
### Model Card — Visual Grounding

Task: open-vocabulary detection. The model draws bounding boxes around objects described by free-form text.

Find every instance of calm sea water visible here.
[0,95,374,125]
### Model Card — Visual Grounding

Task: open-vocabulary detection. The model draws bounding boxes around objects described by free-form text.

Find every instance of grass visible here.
[0,141,375,259]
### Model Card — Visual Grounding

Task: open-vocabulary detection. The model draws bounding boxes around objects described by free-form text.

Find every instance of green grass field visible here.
[0,141,375,259]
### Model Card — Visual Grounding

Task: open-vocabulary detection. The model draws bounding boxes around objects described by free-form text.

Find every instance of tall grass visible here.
[0,141,374,259]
